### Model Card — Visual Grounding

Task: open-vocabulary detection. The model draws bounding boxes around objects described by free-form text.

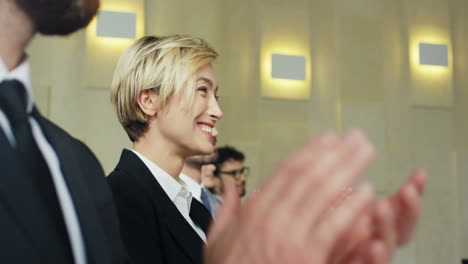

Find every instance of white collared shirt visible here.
[0,57,86,264]
[131,150,207,243]
[180,173,203,202]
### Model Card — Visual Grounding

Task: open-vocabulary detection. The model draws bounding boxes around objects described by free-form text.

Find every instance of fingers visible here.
[374,200,396,263]
[205,129,381,264]
[290,130,376,233]
[390,169,426,245]
[332,212,372,264]
[323,187,354,220]
[410,168,427,195]
[249,132,339,212]
[367,241,387,264]
[395,183,422,245]
[309,183,375,262]
[242,132,340,235]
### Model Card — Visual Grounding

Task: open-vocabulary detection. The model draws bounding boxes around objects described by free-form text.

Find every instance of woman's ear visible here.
[136,89,158,117]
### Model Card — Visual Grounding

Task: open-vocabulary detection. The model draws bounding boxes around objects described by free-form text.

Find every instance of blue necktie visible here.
[200,188,212,213]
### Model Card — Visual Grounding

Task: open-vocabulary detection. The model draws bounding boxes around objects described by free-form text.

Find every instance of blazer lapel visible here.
[118,150,204,264]
[0,123,62,261]
[34,110,110,264]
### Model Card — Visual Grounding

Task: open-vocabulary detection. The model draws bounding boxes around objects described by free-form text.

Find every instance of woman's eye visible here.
[197,87,208,93]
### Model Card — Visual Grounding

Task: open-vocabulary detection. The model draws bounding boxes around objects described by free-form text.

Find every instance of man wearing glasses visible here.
[214,146,248,197]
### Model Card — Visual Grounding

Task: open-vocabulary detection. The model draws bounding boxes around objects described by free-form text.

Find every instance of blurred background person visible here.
[181,149,223,216]
[201,163,223,199]
[214,146,248,197]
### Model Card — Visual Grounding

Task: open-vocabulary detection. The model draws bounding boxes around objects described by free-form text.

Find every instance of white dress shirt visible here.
[180,173,203,202]
[0,57,86,264]
[131,150,207,243]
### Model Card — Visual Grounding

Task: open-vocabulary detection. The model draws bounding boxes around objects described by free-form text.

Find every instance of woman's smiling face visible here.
[153,63,223,157]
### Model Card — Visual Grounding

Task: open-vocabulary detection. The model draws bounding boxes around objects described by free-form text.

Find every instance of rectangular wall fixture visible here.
[271,53,306,80]
[96,10,137,39]
[419,43,448,67]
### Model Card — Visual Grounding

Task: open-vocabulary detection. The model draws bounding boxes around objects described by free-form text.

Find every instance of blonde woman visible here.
[107,35,222,264]
[107,34,426,264]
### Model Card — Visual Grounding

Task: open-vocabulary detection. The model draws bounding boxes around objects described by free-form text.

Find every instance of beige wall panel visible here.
[27,36,55,87]
[337,0,388,103]
[145,0,221,47]
[409,108,459,264]
[451,0,468,258]
[308,0,341,132]
[43,34,87,139]
[338,16,385,102]
[257,0,309,9]
[32,85,51,118]
[82,89,131,174]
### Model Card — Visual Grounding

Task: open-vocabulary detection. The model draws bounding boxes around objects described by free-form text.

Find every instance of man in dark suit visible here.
[0,0,127,263]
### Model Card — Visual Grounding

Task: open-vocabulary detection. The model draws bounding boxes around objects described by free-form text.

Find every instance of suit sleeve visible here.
[107,171,165,264]
[72,140,130,264]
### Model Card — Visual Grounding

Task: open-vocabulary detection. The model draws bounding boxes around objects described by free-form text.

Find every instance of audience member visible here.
[0,0,127,262]
[203,163,224,197]
[214,146,248,197]
[181,152,223,216]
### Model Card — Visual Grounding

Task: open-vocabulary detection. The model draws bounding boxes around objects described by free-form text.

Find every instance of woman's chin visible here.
[190,145,215,156]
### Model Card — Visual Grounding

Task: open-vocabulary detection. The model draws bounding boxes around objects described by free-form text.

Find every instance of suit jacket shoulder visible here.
[0,112,128,264]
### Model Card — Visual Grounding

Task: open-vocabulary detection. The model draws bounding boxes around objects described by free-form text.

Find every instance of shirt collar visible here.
[131,150,185,202]
[180,173,202,201]
[0,56,34,112]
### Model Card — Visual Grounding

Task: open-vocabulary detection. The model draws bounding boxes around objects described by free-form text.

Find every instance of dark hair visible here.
[214,146,245,176]
[15,0,99,35]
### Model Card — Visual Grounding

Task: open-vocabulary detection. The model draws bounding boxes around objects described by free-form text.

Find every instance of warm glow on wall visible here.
[85,0,145,89]
[410,32,452,74]
[86,1,144,50]
[261,45,311,100]
[409,27,453,107]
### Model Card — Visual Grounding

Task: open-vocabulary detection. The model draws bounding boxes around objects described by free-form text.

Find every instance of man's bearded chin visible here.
[16,0,100,35]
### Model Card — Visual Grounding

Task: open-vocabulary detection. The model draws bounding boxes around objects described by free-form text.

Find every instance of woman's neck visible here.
[133,135,186,180]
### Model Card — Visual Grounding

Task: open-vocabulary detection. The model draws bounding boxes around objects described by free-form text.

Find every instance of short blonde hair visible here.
[110,35,218,142]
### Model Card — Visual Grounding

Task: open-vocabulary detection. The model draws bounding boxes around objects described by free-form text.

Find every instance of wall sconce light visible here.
[271,53,306,80]
[96,10,137,39]
[419,43,448,67]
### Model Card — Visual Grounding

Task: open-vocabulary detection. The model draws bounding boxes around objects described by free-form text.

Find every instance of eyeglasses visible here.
[219,167,250,179]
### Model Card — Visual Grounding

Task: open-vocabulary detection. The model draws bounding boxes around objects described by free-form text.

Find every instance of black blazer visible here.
[107,149,210,264]
[0,109,127,264]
